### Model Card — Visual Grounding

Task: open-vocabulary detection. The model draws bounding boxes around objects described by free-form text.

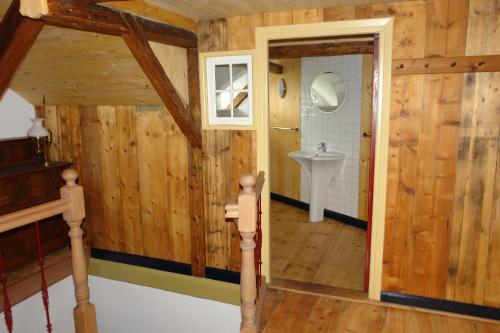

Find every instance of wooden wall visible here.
[31,0,499,308]
[198,0,500,307]
[39,43,193,264]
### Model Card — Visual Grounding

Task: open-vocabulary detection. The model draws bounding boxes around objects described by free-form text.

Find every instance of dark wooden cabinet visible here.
[0,137,71,272]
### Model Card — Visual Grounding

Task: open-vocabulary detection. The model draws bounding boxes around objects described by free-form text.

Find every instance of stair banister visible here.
[60,169,98,333]
[225,171,265,333]
[0,169,97,333]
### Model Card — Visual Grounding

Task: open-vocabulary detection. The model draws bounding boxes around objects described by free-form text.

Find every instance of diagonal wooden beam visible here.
[121,12,202,148]
[0,0,44,99]
[20,0,197,48]
[187,47,206,277]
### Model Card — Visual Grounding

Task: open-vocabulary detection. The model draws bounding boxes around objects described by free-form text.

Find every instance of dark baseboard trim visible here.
[271,192,367,230]
[90,248,240,285]
[205,267,240,284]
[91,248,192,276]
[381,291,500,321]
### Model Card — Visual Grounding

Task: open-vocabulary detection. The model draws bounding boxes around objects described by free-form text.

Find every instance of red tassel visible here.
[35,222,52,333]
[0,246,13,333]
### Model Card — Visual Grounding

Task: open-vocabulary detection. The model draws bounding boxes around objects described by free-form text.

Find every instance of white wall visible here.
[0,89,36,139]
[0,276,240,333]
[300,55,362,218]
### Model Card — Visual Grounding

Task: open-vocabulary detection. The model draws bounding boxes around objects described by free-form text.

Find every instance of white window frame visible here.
[204,54,253,128]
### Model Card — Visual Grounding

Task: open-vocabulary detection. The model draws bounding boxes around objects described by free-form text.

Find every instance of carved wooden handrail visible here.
[0,168,98,333]
[225,171,265,333]
[0,199,70,233]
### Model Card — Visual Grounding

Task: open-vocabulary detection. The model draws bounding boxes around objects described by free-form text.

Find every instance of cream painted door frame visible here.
[254,18,393,301]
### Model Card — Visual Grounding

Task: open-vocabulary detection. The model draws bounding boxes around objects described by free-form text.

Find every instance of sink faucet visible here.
[317,142,327,153]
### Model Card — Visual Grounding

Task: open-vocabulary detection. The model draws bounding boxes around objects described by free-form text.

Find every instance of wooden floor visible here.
[261,289,500,332]
[271,201,366,291]
[0,248,72,311]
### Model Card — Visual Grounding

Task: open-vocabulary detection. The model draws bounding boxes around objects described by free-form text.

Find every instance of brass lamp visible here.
[27,117,52,167]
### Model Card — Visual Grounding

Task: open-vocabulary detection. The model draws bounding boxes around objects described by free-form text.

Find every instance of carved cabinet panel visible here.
[0,138,72,272]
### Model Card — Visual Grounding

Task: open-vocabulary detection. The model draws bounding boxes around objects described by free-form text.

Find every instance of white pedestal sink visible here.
[288,150,346,222]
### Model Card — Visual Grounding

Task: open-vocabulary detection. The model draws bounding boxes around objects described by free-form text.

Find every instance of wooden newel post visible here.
[60,169,98,333]
[238,174,257,333]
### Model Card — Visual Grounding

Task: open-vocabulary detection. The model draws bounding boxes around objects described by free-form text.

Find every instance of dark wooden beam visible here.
[0,0,44,98]
[36,0,197,48]
[269,61,283,74]
[269,41,374,59]
[393,55,500,75]
[80,0,128,3]
[270,34,374,44]
[187,47,206,277]
[121,13,202,148]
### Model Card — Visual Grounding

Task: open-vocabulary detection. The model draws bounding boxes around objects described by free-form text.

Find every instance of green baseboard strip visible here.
[88,258,240,305]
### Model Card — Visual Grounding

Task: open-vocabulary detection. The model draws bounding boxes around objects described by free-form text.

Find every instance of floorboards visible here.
[271,200,366,291]
[261,289,500,333]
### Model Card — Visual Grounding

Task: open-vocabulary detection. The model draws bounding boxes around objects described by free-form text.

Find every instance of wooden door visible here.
[269,59,301,200]
[358,55,374,222]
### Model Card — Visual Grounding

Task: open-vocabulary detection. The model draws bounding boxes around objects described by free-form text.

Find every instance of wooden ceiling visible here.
[0,0,191,105]
[9,26,165,106]
[0,0,415,105]
[146,0,416,20]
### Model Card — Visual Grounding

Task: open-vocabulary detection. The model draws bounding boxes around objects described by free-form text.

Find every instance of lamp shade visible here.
[27,118,49,138]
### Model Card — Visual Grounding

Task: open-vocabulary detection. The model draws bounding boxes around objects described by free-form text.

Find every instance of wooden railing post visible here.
[60,169,98,333]
[238,174,257,333]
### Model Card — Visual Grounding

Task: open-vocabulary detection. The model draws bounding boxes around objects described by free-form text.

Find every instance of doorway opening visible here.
[255,19,393,301]
[268,35,375,294]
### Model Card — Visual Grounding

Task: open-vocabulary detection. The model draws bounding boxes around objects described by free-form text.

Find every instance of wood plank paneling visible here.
[97,106,123,252]
[115,106,144,255]
[29,0,500,309]
[292,9,324,24]
[207,1,500,307]
[447,73,500,306]
[198,19,234,270]
[79,107,106,248]
[136,110,173,260]
[37,42,193,264]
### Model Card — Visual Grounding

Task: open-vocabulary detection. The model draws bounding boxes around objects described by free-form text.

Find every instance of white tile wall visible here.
[300,55,362,218]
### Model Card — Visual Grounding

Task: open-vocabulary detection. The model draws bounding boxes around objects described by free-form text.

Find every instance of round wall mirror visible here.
[310,72,347,113]
[278,78,287,98]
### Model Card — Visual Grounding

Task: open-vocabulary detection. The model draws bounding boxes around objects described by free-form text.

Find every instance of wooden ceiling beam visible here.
[121,12,201,148]
[104,1,197,32]
[269,41,374,59]
[80,0,128,3]
[21,0,197,48]
[269,61,283,74]
[0,0,44,98]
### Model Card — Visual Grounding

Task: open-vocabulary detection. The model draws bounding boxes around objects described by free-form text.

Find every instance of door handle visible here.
[362,132,371,138]
[272,125,299,132]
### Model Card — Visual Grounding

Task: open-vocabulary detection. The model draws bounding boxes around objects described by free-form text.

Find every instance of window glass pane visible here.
[233,91,249,118]
[215,65,230,90]
[216,91,232,117]
[232,64,248,90]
